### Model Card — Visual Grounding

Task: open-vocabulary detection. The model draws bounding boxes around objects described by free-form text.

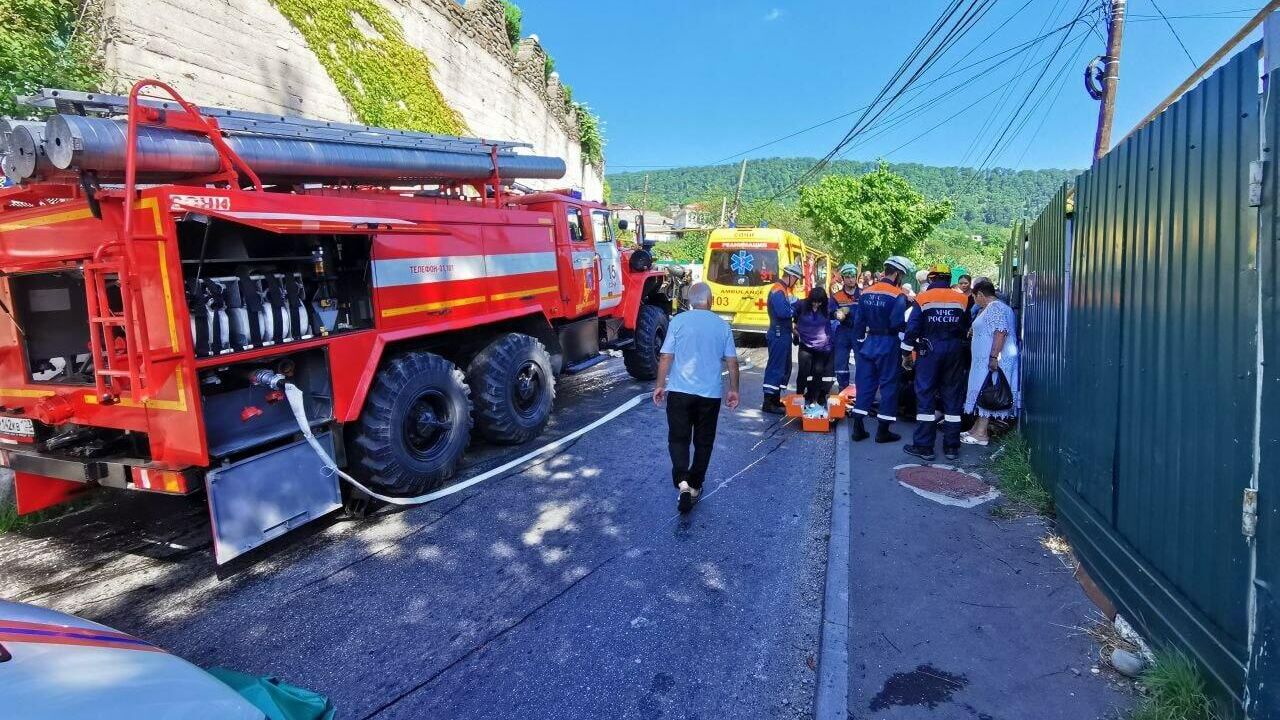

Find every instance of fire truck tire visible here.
[467,333,555,445]
[349,352,473,496]
[623,304,669,380]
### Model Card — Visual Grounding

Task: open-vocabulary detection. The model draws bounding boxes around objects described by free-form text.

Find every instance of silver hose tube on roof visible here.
[44,114,567,184]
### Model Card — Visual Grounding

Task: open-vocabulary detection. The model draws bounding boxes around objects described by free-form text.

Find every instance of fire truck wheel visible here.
[623,304,669,380]
[350,352,473,496]
[467,333,555,445]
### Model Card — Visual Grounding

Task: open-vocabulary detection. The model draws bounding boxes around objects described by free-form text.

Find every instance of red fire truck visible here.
[0,82,669,562]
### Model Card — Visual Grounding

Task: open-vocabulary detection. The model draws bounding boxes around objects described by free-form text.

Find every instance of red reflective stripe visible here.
[0,620,164,653]
[0,619,139,639]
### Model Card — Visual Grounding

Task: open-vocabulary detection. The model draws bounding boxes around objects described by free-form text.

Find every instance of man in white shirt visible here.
[653,283,740,512]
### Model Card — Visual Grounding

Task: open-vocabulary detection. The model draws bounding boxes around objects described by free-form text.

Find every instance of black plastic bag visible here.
[977,368,1014,412]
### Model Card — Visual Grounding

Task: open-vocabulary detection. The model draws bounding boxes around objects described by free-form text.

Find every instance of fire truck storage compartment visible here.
[200,348,334,459]
[206,431,342,565]
[9,271,95,384]
[177,218,373,357]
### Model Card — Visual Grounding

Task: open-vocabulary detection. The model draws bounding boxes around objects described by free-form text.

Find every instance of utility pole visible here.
[718,196,728,227]
[642,174,649,214]
[1093,0,1126,161]
[728,159,747,226]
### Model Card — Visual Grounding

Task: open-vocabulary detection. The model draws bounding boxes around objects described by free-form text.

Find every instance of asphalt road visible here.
[0,346,835,719]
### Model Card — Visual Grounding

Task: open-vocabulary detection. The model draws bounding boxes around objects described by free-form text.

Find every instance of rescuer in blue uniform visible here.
[902,263,972,461]
[761,263,804,414]
[850,256,915,442]
[830,263,861,391]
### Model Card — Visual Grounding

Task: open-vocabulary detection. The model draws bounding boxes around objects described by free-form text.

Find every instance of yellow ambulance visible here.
[701,227,833,332]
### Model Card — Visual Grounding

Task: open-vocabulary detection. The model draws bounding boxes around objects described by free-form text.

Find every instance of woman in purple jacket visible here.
[793,287,836,408]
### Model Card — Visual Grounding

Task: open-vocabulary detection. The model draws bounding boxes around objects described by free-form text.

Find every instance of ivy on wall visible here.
[270,0,465,135]
[0,0,103,118]
[502,0,521,47]
[575,102,604,168]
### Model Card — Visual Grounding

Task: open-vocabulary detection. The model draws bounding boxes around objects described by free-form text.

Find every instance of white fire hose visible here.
[269,374,648,506]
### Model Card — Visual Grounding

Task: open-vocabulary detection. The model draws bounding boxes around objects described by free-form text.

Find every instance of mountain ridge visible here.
[607,157,1080,237]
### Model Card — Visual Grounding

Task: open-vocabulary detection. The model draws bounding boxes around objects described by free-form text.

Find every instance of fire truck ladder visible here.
[21,88,533,157]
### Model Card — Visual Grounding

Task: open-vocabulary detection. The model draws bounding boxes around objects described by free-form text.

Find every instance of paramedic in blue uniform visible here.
[761,263,804,414]
[830,264,861,391]
[902,263,972,462]
[850,256,915,442]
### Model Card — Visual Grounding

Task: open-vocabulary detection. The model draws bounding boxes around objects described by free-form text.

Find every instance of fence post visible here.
[1247,14,1280,719]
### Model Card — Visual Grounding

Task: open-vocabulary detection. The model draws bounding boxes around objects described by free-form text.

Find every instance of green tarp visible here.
[209,667,336,720]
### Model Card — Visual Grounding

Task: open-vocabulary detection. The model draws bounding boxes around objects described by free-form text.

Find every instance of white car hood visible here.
[0,599,263,720]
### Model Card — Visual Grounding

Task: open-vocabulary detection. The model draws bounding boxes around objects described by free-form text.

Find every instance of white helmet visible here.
[884,255,916,278]
[782,263,803,279]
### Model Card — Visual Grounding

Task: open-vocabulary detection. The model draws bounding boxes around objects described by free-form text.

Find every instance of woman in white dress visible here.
[961,278,1019,446]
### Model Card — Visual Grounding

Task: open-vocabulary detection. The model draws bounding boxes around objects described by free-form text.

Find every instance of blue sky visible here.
[516,1,1263,171]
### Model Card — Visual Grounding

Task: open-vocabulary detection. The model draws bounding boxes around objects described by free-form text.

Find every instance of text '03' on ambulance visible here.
[701,227,832,332]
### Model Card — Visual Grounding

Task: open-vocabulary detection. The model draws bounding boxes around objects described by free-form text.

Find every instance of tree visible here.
[605,157,1072,256]
[734,198,816,243]
[501,1,522,46]
[918,228,1003,279]
[797,162,952,265]
[0,0,103,118]
[651,231,707,263]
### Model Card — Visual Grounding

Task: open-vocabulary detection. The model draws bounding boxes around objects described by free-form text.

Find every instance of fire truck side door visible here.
[559,205,599,317]
[590,209,623,310]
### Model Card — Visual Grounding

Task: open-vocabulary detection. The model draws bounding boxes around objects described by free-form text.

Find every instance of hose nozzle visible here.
[247,368,286,390]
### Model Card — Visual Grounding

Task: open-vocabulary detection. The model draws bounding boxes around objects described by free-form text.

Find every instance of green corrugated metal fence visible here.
[1019,185,1070,492]
[997,221,1025,302]
[1018,42,1272,713]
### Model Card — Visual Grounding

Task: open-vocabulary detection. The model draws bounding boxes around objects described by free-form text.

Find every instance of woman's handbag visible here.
[977,368,1014,412]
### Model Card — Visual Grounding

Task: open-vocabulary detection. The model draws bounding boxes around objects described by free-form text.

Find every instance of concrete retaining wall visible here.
[98,0,603,197]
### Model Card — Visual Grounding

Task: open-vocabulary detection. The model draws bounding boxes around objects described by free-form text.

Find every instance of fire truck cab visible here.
[0,83,669,563]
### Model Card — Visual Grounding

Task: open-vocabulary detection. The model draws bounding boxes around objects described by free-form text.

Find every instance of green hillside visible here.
[607,158,1079,276]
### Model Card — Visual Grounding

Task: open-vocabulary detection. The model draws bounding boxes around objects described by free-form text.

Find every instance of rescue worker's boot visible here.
[875,420,901,443]
[903,444,936,462]
[851,415,870,441]
[761,393,785,415]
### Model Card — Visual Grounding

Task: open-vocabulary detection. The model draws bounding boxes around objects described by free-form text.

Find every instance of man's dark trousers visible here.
[666,390,722,490]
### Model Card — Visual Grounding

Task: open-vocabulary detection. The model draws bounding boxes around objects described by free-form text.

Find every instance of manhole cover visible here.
[894,465,999,508]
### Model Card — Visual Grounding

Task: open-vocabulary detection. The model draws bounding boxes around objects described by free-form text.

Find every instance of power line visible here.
[781,0,974,189]
[961,0,1095,188]
[835,22,1095,163]
[957,0,1073,168]
[703,16,1078,167]
[789,0,993,187]
[617,10,1087,171]
[769,0,1001,199]
[880,19,1096,162]
[1009,21,1099,168]
[1147,0,1198,68]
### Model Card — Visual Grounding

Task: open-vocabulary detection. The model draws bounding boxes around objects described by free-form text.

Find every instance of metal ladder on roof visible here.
[20,88,533,154]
